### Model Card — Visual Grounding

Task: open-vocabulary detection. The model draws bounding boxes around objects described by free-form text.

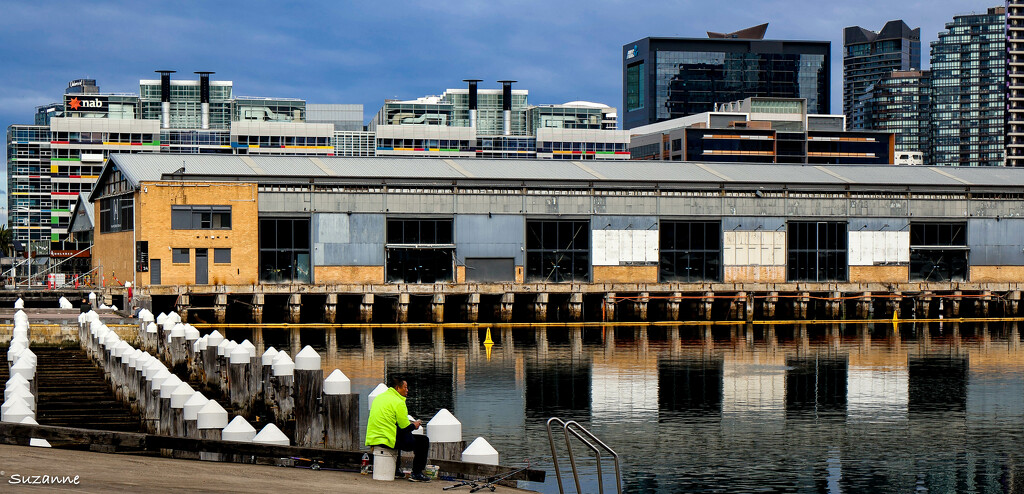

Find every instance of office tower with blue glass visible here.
[930,6,1005,167]
[622,24,830,130]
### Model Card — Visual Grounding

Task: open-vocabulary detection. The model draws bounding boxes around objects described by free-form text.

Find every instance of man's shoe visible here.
[409,472,431,482]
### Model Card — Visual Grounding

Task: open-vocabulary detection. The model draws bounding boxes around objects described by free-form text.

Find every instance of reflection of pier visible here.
[239,322,1024,431]
[139,283,1023,324]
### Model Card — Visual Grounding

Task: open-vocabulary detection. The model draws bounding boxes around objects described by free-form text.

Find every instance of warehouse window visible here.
[99,195,133,233]
[910,222,967,282]
[659,221,721,282]
[787,221,848,282]
[385,218,454,283]
[214,248,231,264]
[171,206,231,230]
[259,218,310,283]
[526,220,590,282]
[172,248,190,264]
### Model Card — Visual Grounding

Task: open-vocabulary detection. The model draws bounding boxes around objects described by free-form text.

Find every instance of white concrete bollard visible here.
[427,408,462,443]
[222,415,257,442]
[253,423,289,445]
[368,383,388,411]
[462,437,500,465]
[2,399,34,423]
[323,369,351,395]
[19,416,51,448]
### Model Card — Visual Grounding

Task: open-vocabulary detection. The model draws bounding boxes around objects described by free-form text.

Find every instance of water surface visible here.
[223,321,1024,493]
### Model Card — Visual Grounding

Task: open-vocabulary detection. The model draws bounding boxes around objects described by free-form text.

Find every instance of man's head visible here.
[388,375,409,397]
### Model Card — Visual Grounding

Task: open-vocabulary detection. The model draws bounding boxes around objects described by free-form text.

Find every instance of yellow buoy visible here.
[892,309,899,334]
[483,327,494,360]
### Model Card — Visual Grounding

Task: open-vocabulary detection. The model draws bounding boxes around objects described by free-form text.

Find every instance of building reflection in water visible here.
[239,321,1024,493]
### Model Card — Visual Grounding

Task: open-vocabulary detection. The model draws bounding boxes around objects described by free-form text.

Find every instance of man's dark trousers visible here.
[395,425,430,473]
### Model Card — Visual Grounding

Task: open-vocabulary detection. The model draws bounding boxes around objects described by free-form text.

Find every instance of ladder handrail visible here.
[565,420,621,494]
[547,417,622,494]
[546,417,572,494]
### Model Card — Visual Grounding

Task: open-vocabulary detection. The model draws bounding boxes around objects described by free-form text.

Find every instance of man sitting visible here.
[365,375,431,482]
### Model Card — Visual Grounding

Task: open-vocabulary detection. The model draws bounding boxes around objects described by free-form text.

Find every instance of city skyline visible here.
[0,1,991,134]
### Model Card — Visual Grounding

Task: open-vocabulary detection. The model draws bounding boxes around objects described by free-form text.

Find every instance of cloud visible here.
[0,0,999,139]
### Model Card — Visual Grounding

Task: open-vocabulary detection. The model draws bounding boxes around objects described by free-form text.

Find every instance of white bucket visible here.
[371,446,397,481]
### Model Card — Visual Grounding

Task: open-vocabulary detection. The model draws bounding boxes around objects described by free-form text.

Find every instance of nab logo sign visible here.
[67,97,106,111]
[626,44,638,60]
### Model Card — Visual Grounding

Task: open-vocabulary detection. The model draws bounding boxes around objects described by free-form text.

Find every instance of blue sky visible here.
[0,0,995,194]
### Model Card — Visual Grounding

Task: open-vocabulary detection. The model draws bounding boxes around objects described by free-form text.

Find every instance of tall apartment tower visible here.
[854,70,932,164]
[931,7,1006,167]
[1007,1,1024,166]
[843,20,921,130]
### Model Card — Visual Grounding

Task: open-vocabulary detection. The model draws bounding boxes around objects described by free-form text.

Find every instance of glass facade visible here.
[232,98,305,122]
[787,221,848,282]
[909,222,968,282]
[659,221,721,282]
[527,106,606,132]
[259,217,311,284]
[371,101,454,128]
[930,8,1005,167]
[385,218,455,283]
[623,38,830,129]
[140,81,232,129]
[656,51,826,121]
[444,90,528,135]
[525,220,590,282]
[626,61,644,112]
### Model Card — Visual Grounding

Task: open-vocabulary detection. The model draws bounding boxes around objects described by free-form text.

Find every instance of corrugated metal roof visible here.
[104,154,1024,192]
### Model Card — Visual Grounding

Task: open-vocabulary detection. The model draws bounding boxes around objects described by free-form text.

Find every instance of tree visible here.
[0,224,12,257]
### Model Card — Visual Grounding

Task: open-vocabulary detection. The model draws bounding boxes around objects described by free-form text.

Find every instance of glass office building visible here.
[930,7,1005,167]
[622,32,830,130]
[843,20,921,130]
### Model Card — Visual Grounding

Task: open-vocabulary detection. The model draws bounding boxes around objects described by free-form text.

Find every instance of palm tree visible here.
[0,224,12,257]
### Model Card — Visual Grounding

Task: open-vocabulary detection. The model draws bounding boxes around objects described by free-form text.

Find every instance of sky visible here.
[0,0,998,209]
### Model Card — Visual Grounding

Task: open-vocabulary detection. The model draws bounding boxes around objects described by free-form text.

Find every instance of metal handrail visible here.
[3,246,94,288]
[565,421,621,494]
[546,417,572,494]
[546,417,622,494]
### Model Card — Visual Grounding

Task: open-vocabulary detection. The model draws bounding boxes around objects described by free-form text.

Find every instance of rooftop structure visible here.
[628,97,892,165]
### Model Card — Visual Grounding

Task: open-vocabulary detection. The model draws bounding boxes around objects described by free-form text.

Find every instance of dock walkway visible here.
[0,444,534,493]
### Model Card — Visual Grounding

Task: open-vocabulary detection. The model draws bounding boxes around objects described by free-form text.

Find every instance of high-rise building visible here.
[843,21,921,129]
[621,24,831,130]
[369,81,629,160]
[854,70,931,164]
[930,7,1006,167]
[6,71,347,275]
[1006,1,1024,167]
